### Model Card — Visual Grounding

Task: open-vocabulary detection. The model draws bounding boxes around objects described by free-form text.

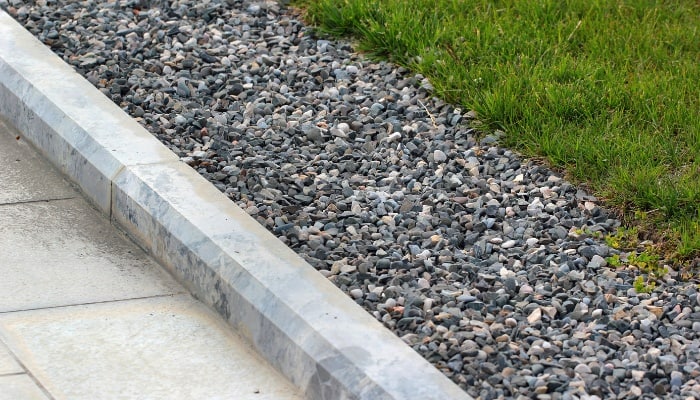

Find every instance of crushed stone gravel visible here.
[3,1,700,398]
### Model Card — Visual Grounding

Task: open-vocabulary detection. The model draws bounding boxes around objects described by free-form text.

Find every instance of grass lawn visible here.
[296,0,700,270]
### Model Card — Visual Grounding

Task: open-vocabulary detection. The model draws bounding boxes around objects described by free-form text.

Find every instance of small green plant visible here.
[604,227,639,250]
[606,242,668,293]
[573,226,604,239]
[606,254,622,268]
[604,230,620,249]
[628,250,668,278]
[627,247,667,294]
[634,276,655,294]
[628,251,660,273]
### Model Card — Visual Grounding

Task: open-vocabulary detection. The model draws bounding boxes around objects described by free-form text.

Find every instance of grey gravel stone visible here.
[588,254,607,269]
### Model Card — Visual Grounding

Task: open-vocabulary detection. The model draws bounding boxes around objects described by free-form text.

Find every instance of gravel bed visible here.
[3,0,700,398]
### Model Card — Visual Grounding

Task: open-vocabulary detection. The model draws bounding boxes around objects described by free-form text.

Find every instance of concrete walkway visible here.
[0,117,303,399]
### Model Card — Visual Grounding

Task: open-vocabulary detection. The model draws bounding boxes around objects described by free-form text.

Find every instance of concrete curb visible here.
[0,10,472,400]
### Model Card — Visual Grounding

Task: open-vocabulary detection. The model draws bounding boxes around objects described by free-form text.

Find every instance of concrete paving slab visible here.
[0,375,50,400]
[0,198,184,313]
[0,295,304,400]
[0,118,76,204]
[0,341,23,376]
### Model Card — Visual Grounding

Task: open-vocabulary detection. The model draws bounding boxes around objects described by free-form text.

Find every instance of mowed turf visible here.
[298,0,700,264]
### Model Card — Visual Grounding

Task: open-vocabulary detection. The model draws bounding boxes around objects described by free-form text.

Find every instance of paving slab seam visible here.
[0,341,56,400]
[0,372,24,377]
[0,340,24,377]
[0,10,472,400]
[6,372,55,400]
[0,196,78,207]
[0,293,186,315]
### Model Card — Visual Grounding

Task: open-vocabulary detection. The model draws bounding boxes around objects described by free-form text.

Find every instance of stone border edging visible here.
[0,10,472,400]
